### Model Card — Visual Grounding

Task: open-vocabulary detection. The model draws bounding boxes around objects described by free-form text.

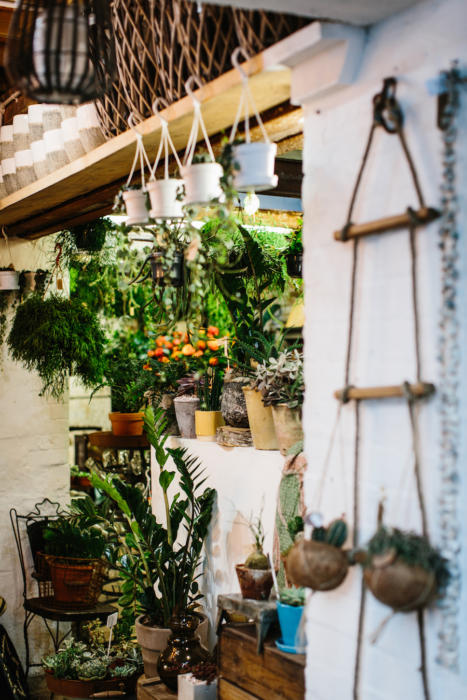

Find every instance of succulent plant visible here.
[279,586,306,606]
[244,511,269,570]
[78,659,108,681]
[191,661,217,684]
[251,349,304,408]
[311,518,348,549]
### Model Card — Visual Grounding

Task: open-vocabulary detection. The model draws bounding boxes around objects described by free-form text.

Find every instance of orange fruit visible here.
[182,343,196,356]
[207,340,219,351]
[197,340,206,349]
[207,325,219,337]
[209,357,219,366]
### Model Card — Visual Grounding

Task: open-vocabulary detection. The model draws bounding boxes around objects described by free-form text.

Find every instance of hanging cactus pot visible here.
[286,539,349,592]
[233,142,278,192]
[364,559,437,612]
[122,188,149,226]
[147,178,184,219]
[180,162,223,206]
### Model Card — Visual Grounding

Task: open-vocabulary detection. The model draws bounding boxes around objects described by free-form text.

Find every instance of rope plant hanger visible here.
[228,46,278,193]
[147,98,184,220]
[333,78,446,700]
[119,113,153,227]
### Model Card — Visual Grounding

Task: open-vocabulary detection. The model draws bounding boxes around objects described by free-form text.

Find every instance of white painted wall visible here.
[0,238,69,671]
[295,1,467,698]
[151,438,284,645]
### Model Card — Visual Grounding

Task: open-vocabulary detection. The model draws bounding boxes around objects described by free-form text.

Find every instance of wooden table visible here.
[218,625,305,700]
[137,675,176,700]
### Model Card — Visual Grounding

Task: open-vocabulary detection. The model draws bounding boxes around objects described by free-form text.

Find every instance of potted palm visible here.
[253,349,304,455]
[91,406,216,685]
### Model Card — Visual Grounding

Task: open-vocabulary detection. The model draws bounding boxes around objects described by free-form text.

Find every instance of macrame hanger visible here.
[229,47,269,144]
[150,98,182,181]
[126,112,152,191]
[184,76,215,166]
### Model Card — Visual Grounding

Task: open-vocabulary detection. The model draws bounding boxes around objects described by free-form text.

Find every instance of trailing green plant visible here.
[90,405,216,627]
[98,345,154,413]
[363,526,450,590]
[43,517,107,560]
[7,293,106,398]
[244,511,269,570]
[251,348,304,408]
[279,586,306,606]
[56,218,114,263]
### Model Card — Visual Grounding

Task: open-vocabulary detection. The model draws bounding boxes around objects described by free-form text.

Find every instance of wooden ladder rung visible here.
[334,382,435,401]
[334,207,440,241]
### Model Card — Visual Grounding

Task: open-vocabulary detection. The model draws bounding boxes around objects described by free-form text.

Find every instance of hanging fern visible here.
[8,293,106,398]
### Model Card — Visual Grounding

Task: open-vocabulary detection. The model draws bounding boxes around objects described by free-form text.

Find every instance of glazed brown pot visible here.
[286,539,348,591]
[157,613,210,691]
[364,560,437,611]
[109,411,144,436]
[235,564,274,601]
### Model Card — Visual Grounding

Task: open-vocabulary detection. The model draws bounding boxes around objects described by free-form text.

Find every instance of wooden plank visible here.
[137,675,176,700]
[333,382,436,401]
[333,207,440,241]
[219,626,305,700]
[219,678,260,700]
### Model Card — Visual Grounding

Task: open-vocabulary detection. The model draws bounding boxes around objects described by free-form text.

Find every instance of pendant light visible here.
[5,0,116,104]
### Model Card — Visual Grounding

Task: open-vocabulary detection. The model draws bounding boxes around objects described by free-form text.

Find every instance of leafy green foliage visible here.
[287,516,304,542]
[90,406,216,626]
[7,293,106,398]
[198,367,223,411]
[43,517,107,559]
[365,526,450,590]
[287,220,303,255]
[251,349,304,408]
[279,586,306,606]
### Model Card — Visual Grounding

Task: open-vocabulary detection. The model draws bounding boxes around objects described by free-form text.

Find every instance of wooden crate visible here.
[137,674,176,700]
[218,625,305,700]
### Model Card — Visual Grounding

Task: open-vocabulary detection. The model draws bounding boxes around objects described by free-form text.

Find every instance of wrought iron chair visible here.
[10,498,117,677]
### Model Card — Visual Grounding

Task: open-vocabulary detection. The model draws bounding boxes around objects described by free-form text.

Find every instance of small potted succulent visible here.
[178,661,217,700]
[286,223,303,278]
[253,349,304,455]
[286,517,349,592]
[181,152,223,207]
[276,586,306,654]
[362,525,450,611]
[236,513,274,600]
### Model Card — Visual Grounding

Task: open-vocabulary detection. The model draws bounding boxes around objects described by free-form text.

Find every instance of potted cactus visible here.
[362,525,450,611]
[276,586,306,654]
[286,517,349,592]
[236,513,274,600]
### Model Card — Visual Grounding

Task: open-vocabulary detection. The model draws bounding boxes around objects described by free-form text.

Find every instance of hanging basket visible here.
[364,559,437,612]
[122,189,149,226]
[0,269,19,291]
[147,98,184,219]
[286,538,349,592]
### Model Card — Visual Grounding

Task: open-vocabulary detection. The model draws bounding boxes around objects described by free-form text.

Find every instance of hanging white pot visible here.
[228,47,278,194]
[233,141,278,191]
[147,99,184,219]
[181,162,223,206]
[0,269,19,291]
[122,189,149,226]
[181,76,223,207]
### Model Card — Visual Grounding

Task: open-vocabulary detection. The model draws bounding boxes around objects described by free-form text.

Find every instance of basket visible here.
[45,672,137,698]
[96,0,310,137]
[46,555,106,609]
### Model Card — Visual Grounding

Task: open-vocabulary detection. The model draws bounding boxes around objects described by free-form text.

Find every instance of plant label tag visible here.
[106,612,118,629]
[56,277,63,290]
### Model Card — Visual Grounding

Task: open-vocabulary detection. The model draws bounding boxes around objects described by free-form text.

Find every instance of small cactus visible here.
[311,526,327,542]
[325,519,348,548]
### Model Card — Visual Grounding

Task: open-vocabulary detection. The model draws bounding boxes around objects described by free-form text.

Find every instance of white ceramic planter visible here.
[28,104,45,142]
[0,166,7,199]
[31,139,52,179]
[180,162,223,206]
[0,125,14,160]
[13,114,30,151]
[77,103,105,151]
[123,189,149,225]
[178,675,217,700]
[2,157,18,194]
[44,128,69,170]
[15,149,35,188]
[0,270,20,291]
[42,105,62,132]
[62,117,86,160]
[233,142,278,192]
[147,178,184,219]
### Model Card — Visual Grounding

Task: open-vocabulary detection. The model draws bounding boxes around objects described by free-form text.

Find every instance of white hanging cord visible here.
[126,112,152,191]
[229,47,270,145]
[183,76,215,165]
[1,227,14,269]
[150,98,183,181]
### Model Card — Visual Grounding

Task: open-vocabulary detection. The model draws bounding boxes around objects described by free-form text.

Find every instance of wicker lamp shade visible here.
[96,0,310,138]
[5,0,116,104]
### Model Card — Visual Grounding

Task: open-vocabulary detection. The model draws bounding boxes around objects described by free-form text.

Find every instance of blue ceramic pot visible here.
[276,602,304,647]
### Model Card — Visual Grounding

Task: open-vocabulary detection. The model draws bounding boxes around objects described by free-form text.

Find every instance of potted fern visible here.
[195,367,225,441]
[91,406,216,684]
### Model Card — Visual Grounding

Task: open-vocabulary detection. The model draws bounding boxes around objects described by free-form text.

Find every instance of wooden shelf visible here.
[334,382,435,401]
[0,27,312,240]
[88,431,149,449]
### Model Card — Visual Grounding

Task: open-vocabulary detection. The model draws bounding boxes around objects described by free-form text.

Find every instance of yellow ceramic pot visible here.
[195,410,224,441]
[242,386,278,450]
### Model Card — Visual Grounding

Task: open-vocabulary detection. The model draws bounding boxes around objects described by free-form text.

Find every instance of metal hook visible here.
[152,98,170,127]
[231,46,250,81]
[185,75,204,104]
[128,111,145,136]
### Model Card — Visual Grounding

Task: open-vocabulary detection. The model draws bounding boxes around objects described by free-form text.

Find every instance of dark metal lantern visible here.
[5,0,116,104]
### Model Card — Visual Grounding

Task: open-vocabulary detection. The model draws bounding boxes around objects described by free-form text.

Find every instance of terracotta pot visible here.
[286,539,348,591]
[235,564,274,601]
[136,614,209,680]
[195,410,224,441]
[157,613,210,691]
[45,672,136,698]
[221,375,250,428]
[364,560,437,611]
[109,412,144,436]
[147,178,184,219]
[233,142,278,192]
[174,396,200,438]
[242,387,278,450]
[46,555,105,608]
[180,162,223,206]
[271,404,303,456]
